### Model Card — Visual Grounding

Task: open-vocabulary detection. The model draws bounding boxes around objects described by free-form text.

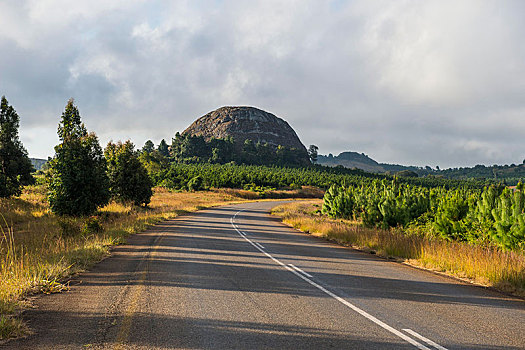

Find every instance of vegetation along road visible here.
[5,201,525,349]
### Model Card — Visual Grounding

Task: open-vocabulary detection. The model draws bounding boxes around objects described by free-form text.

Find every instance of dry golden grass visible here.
[272,200,525,297]
[218,186,324,200]
[0,184,322,339]
[0,185,249,339]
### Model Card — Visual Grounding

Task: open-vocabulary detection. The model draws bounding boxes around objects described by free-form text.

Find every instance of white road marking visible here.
[288,264,313,278]
[403,329,448,350]
[254,242,265,250]
[231,209,437,350]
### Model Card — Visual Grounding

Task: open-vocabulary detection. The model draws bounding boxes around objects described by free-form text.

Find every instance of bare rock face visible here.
[183,106,308,153]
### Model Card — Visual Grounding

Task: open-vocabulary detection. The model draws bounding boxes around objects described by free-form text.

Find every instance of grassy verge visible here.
[271,200,525,298]
[218,186,324,200]
[0,185,262,340]
[0,184,323,340]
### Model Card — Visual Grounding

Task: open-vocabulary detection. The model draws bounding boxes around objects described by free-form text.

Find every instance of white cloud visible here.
[1,0,524,167]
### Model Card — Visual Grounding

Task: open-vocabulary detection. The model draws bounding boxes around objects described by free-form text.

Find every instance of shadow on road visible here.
[6,204,525,350]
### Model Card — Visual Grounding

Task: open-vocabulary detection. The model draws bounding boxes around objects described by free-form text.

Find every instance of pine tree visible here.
[142,140,155,154]
[0,96,34,197]
[105,140,153,206]
[322,184,355,219]
[158,139,170,157]
[46,99,110,216]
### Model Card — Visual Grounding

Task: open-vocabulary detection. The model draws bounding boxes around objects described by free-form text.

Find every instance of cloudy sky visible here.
[1,0,524,168]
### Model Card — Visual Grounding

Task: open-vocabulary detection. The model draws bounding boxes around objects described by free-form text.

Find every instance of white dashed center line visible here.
[231,209,449,350]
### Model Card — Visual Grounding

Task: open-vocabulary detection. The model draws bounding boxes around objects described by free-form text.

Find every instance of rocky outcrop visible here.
[183,106,308,153]
[317,152,387,173]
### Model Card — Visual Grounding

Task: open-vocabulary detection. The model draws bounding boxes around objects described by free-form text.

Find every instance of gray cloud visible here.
[0,0,524,168]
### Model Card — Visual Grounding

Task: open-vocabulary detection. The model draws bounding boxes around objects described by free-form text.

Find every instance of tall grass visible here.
[0,215,29,339]
[218,186,324,200]
[0,185,249,340]
[272,200,525,297]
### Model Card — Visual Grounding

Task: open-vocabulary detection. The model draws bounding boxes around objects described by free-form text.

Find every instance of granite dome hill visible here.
[183,106,308,155]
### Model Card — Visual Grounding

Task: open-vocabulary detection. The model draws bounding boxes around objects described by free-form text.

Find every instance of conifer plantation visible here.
[322,180,525,251]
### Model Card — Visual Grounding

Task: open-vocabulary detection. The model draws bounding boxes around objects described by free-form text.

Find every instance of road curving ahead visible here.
[5,201,525,349]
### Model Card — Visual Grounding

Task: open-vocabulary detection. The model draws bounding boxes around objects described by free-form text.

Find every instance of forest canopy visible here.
[142,132,310,167]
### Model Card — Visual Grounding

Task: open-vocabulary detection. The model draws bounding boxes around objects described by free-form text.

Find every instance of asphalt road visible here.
[4,201,525,349]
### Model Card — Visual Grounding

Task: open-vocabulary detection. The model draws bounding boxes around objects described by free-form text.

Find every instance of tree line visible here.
[141,132,311,167]
[139,137,496,191]
[140,160,493,193]
[0,97,152,216]
[0,96,34,197]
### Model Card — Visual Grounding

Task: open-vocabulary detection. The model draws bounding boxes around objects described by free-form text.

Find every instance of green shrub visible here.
[82,217,103,235]
[46,99,110,216]
[57,217,82,237]
[187,175,204,191]
[105,140,153,206]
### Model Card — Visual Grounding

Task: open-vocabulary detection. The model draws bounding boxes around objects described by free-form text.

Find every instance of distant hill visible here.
[317,151,525,184]
[439,163,525,182]
[184,106,307,149]
[182,106,310,166]
[317,152,385,173]
[30,158,48,171]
